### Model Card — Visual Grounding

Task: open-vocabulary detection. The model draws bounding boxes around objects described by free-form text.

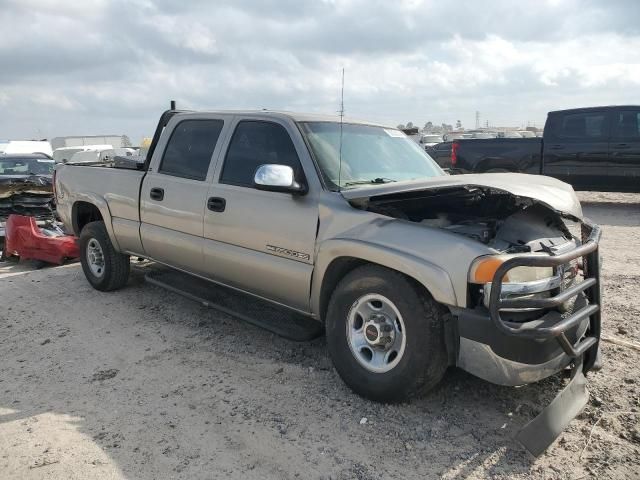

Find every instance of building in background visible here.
[50,135,130,150]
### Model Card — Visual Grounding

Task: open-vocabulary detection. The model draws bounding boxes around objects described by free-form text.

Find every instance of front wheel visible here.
[79,221,130,291]
[326,265,448,403]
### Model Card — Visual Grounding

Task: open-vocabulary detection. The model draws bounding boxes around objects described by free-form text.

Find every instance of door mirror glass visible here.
[254,164,306,194]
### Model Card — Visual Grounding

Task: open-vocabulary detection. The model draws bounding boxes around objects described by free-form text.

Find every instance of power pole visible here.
[475,111,480,129]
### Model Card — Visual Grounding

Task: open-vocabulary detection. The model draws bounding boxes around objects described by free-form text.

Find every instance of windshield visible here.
[300,122,443,189]
[0,157,55,175]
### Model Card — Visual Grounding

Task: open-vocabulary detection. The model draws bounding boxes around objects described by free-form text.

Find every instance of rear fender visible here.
[71,193,121,251]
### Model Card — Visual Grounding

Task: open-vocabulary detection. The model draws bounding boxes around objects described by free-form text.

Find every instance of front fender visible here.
[71,193,122,252]
[311,238,458,317]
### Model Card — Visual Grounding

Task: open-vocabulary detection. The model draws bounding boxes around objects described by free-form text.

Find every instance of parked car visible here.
[518,130,537,138]
[443,132,466,141]
[0,153,55,223]
[469,132,497,139]
[498,131,523,138]
[419,134,444,149]
[55,107,602,456]
[439,106,640,192]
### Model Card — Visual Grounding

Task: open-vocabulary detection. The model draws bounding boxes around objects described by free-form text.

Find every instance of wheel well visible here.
[72,202,103,236]
[318,257,366,322]
[318,257,457,365]
[318,257,437,322]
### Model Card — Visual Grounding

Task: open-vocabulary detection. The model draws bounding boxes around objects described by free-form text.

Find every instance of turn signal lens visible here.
[469,255,554,284]
[469,256,509,284]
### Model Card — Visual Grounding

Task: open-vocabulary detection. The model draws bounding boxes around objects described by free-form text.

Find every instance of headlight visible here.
[469,255,554,284]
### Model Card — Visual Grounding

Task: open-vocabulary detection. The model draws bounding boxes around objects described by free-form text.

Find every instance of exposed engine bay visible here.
[349,185,584,318]
[353,186,576,254]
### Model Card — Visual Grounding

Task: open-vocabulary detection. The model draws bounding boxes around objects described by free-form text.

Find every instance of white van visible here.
[3,140,53,156]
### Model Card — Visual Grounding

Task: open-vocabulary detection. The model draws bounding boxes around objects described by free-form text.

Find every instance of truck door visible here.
[202,118,319,312]
[140,118,226,273]
[609,109,640,191]
[542,110,610,190]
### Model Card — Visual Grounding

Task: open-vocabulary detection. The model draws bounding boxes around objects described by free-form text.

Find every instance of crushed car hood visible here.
[340,173,583,219]
[0,175,54,219]
[0,175,53,198]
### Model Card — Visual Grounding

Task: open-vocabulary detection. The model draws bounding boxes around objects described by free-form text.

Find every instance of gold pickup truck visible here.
[54,107,602,456]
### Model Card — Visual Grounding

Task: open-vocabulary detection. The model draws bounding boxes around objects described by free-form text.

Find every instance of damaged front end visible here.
[0,176,55,220]
[343,175,601,456]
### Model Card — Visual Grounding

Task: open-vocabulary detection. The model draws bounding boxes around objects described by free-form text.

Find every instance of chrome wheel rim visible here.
[86,238,105,278]
[346,294,406,373]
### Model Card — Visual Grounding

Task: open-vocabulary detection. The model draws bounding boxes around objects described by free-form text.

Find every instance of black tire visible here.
[485,168,510,173]
[326,265,448,403]
[79,221,130,291]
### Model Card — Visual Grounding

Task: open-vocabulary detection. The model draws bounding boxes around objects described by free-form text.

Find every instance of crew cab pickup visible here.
[55,108,602,455]
[433,105,640,192]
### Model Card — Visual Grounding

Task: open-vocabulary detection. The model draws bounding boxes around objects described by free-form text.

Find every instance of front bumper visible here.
[454,221,601,384]
[451,221,602,456]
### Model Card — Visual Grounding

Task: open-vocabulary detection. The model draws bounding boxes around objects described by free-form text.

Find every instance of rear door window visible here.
[612,110,640,139]
[556,112,608,139]
[220,121,302,187]
[159,119,224,180]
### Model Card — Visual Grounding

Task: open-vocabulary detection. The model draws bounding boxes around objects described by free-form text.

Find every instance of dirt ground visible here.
[1,191,639,479]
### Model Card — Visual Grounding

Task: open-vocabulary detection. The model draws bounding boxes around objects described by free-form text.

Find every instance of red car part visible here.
[4,214,79,265]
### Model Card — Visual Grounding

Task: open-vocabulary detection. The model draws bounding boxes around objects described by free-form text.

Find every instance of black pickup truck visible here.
[432,106,640,192]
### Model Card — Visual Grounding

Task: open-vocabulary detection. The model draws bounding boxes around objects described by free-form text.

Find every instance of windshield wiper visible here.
[343,177,397,187]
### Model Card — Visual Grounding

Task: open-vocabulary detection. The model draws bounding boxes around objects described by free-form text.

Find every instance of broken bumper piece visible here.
[516,357,589,457]
[4,214,79,264]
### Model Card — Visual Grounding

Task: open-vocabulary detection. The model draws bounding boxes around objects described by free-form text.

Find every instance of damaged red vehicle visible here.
[0,153,78,264]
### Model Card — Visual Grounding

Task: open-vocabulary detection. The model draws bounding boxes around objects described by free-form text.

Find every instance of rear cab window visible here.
[159,119,224,180]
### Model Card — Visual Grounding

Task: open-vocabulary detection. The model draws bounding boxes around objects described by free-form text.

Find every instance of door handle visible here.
[150,187,164,201]
[613,143,631,149]
[548,144,564,150]
[207,197,226,212]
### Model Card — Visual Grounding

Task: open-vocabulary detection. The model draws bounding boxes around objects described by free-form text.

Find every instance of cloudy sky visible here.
[1,0,639,142]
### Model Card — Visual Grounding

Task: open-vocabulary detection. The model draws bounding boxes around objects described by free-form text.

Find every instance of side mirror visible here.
[253,164,307,195]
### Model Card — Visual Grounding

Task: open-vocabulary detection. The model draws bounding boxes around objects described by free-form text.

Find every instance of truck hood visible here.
[340,173,583,219]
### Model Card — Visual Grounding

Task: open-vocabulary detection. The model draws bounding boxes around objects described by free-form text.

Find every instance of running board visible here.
[145,268,324,342]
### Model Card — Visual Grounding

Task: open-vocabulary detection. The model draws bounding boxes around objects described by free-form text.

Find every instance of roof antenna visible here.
[170,100,176,110]
[338,67,345,189]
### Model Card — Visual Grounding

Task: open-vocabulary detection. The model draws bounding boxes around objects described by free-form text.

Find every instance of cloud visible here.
[0,0,638,140]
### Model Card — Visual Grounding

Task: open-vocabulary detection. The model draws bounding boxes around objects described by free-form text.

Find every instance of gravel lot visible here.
[1,191,639,479]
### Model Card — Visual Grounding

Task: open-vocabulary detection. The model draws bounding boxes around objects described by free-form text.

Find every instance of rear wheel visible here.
[79,221,130,291]
[326,265,448,402]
